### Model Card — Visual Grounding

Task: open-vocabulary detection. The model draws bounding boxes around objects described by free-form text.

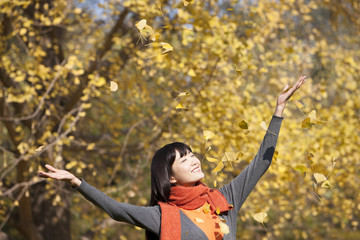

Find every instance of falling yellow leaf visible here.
[321,180,331,189]
[294,100,304,109]
[294,165,307,173]
[216,206,220,215]
[227,8,234,11]
[206,157,219,162]
[213,180,217,187]
[160,42,173,54]
[203,203,210,214]
[260,121,267,130]
[253,212,267,223]
[183,0,190,6]
[235,66,242,75]
[203,130,215,140]
[309,110,317,122]
[239,120,248,129]
[110,81,118,92]
[172,91,189,98]
[224,152,242,162]
[273,150,278,161]
[175,102,185,109]
[314,173,327,184]
[212,161,224,174]
[302,117,311,128]
[135,19,147,31]
[194,217,204,223]
[151,32,160,41]
[219,222,230,235]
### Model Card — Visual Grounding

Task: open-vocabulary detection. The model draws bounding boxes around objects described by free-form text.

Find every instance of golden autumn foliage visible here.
[1,0,359,239]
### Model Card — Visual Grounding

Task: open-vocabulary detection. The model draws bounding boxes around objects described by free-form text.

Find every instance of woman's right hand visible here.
[38,164,82,187]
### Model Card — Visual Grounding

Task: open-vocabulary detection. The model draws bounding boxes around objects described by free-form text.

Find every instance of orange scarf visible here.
[158,183,233,240]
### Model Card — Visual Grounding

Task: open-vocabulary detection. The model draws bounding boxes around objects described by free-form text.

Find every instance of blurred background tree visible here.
[0,0,359,239]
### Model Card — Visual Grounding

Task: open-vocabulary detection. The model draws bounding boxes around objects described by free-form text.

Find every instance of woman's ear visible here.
[170,176,177,184]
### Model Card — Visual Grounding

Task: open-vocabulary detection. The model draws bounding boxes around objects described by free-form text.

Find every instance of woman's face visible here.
[170,150,205,187]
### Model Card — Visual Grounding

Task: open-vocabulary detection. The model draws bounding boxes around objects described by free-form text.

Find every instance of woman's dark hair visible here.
[146,142,192,240]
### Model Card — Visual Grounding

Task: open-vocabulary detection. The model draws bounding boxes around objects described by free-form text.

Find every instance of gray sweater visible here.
[77,116,283,239]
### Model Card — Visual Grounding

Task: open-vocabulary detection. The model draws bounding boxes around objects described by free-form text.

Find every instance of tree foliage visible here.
[1,0,359,239]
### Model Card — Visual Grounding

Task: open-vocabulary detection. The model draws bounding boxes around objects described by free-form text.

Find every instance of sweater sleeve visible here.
[76,180,161,235]
[219,115,283,213]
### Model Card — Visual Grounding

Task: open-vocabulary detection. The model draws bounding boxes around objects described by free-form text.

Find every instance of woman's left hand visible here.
[274,76,307,117]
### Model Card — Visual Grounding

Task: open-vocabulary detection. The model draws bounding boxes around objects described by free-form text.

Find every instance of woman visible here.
[39,76,307,240]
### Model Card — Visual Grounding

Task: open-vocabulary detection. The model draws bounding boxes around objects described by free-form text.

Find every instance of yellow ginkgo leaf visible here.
[213,180,217,187]
[175,102,185,109]
[294,165,307,173]
[203,203,210,214]
[160,42,173,54]
[110,81,118,92]
[203,130,215,140]
[314,173,327,184]
[235,66,242,75]
[224,152,242,162]
[212,161,224,174]
[302,117,311,128]
[206,157,219,162]
[309,110,317,122]
[253,212,267,223]
[151,32,160,41]
[321,180,331,189]
[227,8,234,11]
[172,91,189,98]
[219,222,230,235]
[135,19,147,31]
[194,217,204,223]
[239,120,248,129]
[183,0,190,6]
[260,121,267,130]
[294,100,304,109]
[216,206,220,215]
[178,91,189,97]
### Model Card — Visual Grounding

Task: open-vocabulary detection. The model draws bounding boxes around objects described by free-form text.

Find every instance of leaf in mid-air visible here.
[212,161,224,174]
[239,120,248,129]
[110,81,118,92]
[203,130,215,140]
[253,212,267,223]
[314,173,327,184]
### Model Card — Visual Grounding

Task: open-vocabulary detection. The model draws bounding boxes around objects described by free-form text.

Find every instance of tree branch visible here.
[64,8,130,113]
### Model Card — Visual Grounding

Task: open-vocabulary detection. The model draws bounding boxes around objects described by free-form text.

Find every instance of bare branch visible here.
[0,180,28,230]
[0,178,46,198]
[107,118,146,186]
[0,105,83,181]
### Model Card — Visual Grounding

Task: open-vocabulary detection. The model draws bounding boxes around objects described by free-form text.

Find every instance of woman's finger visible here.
[45,164,57,172]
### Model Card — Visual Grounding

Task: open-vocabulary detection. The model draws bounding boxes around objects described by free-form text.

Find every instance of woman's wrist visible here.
[274,104,285,117]
[70,177,82,187]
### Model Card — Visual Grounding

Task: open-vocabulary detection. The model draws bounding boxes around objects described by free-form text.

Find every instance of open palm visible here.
[277,76,307,107]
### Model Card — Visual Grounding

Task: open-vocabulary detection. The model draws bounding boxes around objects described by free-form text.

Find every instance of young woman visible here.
[39,76,307,240]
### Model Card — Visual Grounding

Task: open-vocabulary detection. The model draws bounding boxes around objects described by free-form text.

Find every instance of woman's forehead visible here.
[174,149,191,160]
